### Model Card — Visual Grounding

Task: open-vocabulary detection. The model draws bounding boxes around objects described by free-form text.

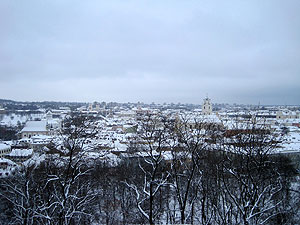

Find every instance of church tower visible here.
[202,96,212,115]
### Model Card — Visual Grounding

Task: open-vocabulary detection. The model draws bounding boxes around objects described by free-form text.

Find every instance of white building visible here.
[0,105,5,114]
[0,143,11,157]
[45,111,62,135]
[276,110,300,120]
[7,148,33,163]
[202,97,213,115]
[30,135,53,151]
[21,121,49,138]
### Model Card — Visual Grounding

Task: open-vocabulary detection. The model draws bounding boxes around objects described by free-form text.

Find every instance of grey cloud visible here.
[0,0,299,104]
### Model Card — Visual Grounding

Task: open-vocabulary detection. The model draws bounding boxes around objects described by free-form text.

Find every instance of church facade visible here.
[202,97,212,115]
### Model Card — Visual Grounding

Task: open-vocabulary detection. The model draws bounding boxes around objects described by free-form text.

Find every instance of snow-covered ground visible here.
[0,113,44,127]
[277,131,300,153]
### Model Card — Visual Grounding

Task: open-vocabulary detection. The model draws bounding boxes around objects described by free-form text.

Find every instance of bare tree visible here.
[126,113,171,224]
[219,118,294,225]
[0,165,42,225]
[41,115,98,225]
[168,115,212,224]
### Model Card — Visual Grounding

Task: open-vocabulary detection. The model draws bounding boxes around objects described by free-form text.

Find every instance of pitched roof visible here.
[21,121,47,132]
[0,143,10,150]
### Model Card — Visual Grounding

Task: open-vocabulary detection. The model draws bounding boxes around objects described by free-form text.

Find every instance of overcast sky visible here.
[0,0,299,104]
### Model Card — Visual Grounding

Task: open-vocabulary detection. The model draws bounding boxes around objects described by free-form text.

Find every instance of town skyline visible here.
[1,97,300,107]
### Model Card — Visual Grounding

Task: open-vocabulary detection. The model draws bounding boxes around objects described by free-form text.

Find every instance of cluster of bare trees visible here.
[0,114,299,224]
[0,115,97,224]
[125,114,298,224]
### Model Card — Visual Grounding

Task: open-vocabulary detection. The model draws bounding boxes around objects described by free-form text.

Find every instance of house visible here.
[0,105,5,114]
[21,120,49,138]
[0,143,11,157]
[6,148,33,163]
[30,135,53,151]
[276,110,300,120]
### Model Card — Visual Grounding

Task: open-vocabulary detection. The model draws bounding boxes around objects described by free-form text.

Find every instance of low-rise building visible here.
[0,105,5,114]
[0,143,11,157]
[30,135,53,151]
[21,120,49,138]
[6,148,33,163]
[277,110,300,120]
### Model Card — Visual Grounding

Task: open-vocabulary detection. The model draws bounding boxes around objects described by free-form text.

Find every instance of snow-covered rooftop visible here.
[0,158,17,165]
[0,143,10,150]
[8,149,33,157]
[21,120,47,132]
